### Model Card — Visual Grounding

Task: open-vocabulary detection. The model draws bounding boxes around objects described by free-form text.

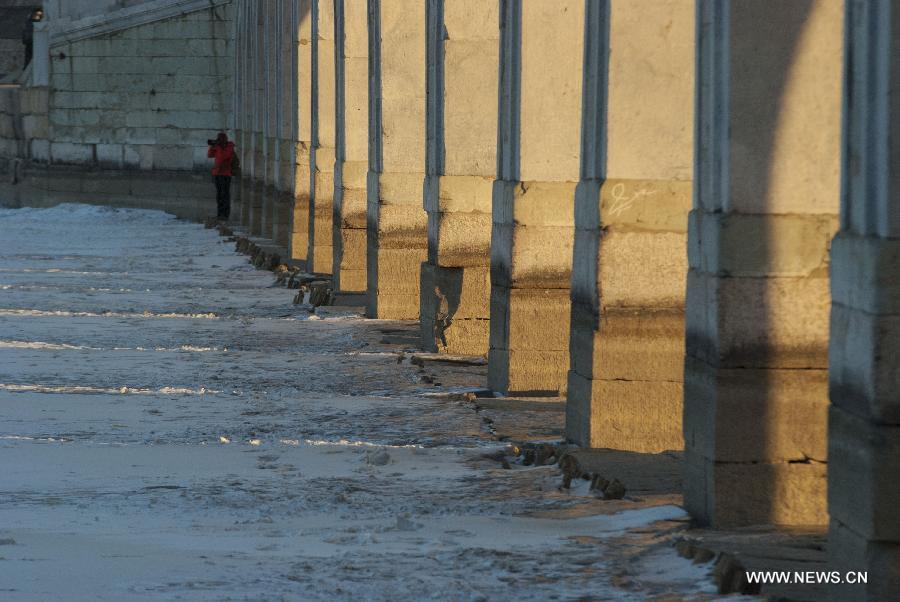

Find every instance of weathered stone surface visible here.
[566,370,683,453]
[685,0,841,530]
[828,406,900,542]
[289,142,311,261]
[488,287,571,395]
[420,263,490,355]
[684,449,828,529]
[829,520,900,602]
[683,356,829,464]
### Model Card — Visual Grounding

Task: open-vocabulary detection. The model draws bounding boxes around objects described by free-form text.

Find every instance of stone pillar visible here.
[290,0,313,261]
[419,0,498,356]
[684,0,841,527]
[272,0,295,250]
[239,0,254,228]
[235,0,249,225]
[828,3,900,599]
[261,0,278,241]
[565,2,693,452]
[249,1,265,236]
[366,0,427,319]
[308,0,335,273]
[332,0,368,292]
[487,0,583,395]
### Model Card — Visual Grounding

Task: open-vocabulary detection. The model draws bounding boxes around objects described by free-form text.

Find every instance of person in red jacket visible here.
[207,132,236,220]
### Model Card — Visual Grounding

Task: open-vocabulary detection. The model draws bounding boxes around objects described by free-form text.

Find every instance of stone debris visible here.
[558,452,629,500]
[230,234,336,308]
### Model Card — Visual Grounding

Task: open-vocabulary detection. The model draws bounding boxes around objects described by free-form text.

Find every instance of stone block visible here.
[688,210,836,277]
[373,171,426,206]
[21,87,49,114]
[50,142,94,164]
[21,115,49,139]
[338,186,367,229]
[420,263,490,355]
[596,230,688,308]
[152,145,193,170]
[488,285,571,394]
[685,269,831,369]
[683,356,828,463]
[570,306,684,382]
[336,226,367,293]
[272,190,294,250]
[424,174,494,214]
[684,449,828,528]
[830,232,900,315]
[420,314,489,356]
[488,347,569,396]
[491,179,576,288]
[95,143,123,168]
[828,406,900,542]
[428,210,492,268]
[830,302,900,424]
[337,269,367,294]
[30,139,50,162]
[371,204,428,250]
[516,0,584,183]
[290,189,310,261]
[828,520,900,602]
[565,369,683,452]
[367,247,427,319]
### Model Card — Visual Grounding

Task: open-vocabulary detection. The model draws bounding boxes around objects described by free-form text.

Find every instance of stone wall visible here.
[45,5,232,171]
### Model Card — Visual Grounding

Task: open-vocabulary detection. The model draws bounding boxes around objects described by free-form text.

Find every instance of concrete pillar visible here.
[487,0,583,395]
[419,0,499,356]
[308,0,335,273]
[684,0,841,528]
[366,0,427,319]
[332,0,368,292]
[249,1,265,236]
[290,0,313,261]
[565,2,693,452]
[828,2,900,599]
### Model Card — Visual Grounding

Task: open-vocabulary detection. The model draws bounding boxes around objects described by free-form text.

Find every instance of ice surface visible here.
[0,204,720,600]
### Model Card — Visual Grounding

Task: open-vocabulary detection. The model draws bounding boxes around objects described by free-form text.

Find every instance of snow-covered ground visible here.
[0,204,719,600]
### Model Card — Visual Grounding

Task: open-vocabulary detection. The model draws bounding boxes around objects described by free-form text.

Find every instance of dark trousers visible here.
[214,175,231,219]
[24,41,33,67]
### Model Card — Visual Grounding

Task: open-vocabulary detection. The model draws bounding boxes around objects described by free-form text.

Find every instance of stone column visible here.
[488,0,583,395]
[235,0,249,225]
[290,0,313,262]
[366,0,427,319]
[332,0,368,292]
[565,1,693,452]
[684,0,841,527]
[272,0,295,250]
[828,2,900,599]
[249,1,266,236]
[261,0,278,241]
[239,0,254,228]
[419,0,498,356]
[308,0,335,273]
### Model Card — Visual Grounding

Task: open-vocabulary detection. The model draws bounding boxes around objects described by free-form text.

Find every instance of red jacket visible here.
[208,142,236,176]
